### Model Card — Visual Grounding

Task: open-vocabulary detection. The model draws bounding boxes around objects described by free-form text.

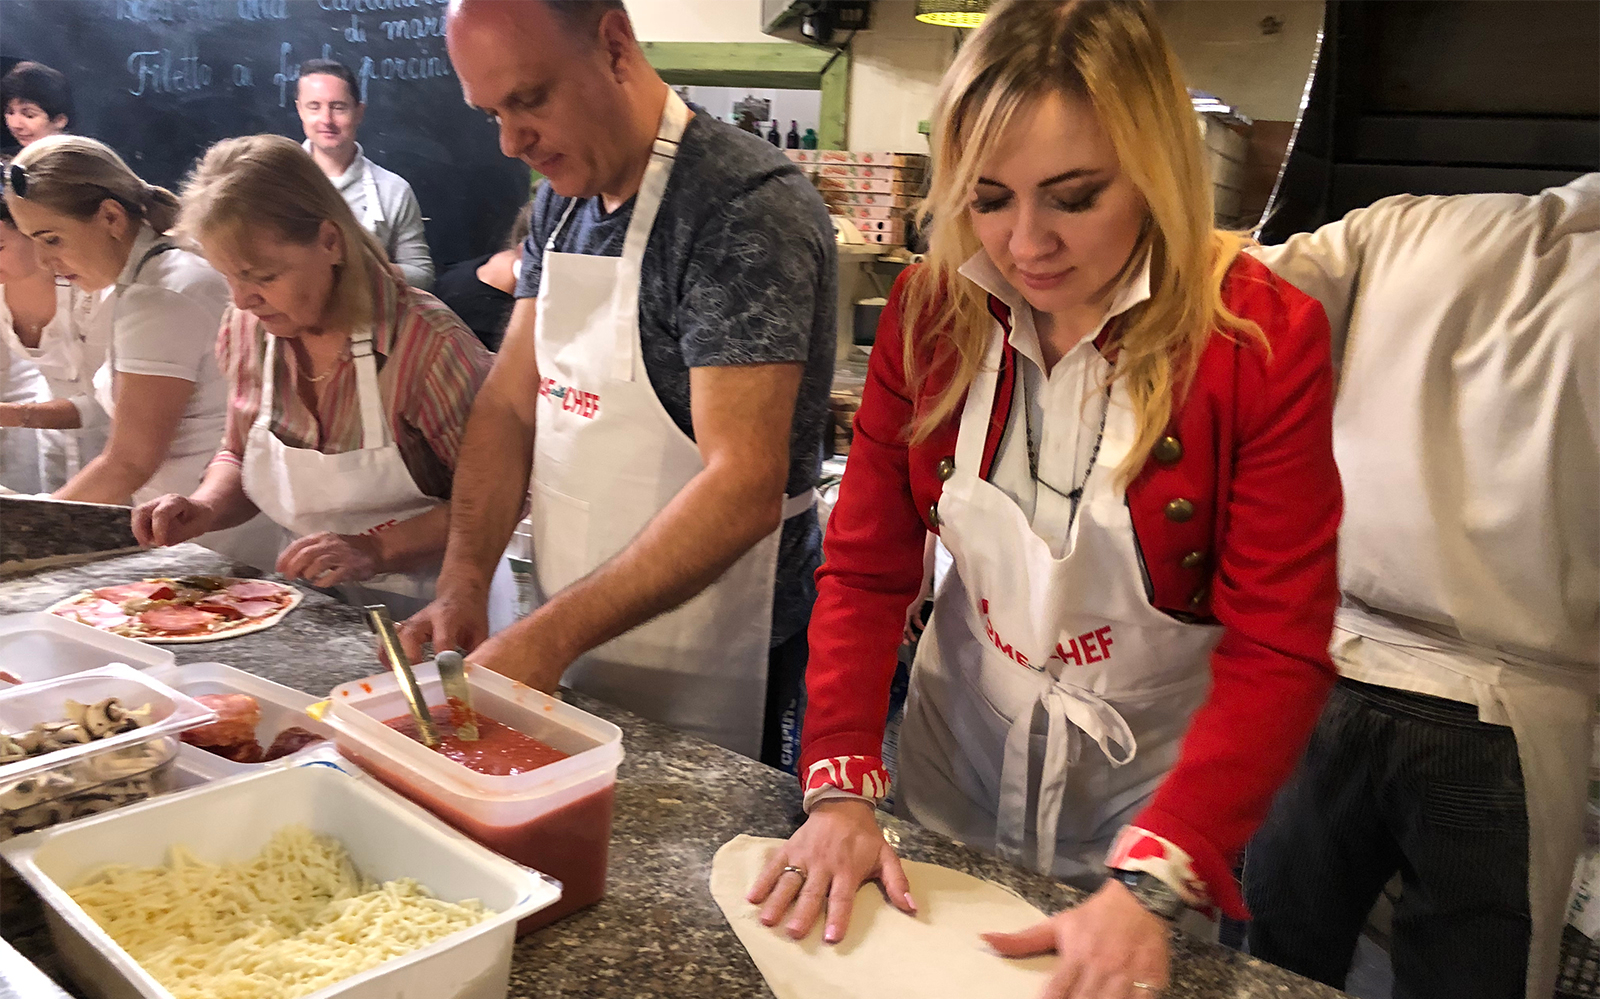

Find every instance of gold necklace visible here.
[304,350,351,385]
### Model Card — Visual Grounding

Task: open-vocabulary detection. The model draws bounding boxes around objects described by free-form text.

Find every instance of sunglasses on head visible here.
[7,163,26,198]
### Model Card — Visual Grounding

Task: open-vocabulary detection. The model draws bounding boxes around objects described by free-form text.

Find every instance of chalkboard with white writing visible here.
[0,0,530,267]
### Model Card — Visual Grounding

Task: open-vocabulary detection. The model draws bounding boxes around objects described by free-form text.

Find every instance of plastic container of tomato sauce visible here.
[318,661,623,933]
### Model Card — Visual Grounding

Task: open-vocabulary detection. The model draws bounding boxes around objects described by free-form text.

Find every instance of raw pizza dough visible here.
[711,834,1055,999]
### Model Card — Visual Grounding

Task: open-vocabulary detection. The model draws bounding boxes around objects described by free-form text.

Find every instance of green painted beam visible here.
[642,40,851,148]
[642,41,832,76]
[818,50,851,150]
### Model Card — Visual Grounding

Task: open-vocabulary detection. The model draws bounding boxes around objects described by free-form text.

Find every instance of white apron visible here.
[0,283,107,487]
[241,327,514,621]
[897,324,1221,886]
[529,90,811,758]
[1333,604,1593,999]
[358,165,388,248]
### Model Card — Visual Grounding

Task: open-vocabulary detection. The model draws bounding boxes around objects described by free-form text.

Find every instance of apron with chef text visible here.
[898,321,1221,886]
[242,327,514,621]
[528,90,812,758]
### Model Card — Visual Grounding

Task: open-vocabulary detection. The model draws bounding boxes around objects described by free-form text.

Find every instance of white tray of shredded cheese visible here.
[0,762,561,999]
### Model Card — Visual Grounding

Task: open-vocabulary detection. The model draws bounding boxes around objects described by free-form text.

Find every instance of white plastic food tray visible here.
[140,662,335,775]
[0,612,174,682]
[0,762,561,999]
[0,665,214,788]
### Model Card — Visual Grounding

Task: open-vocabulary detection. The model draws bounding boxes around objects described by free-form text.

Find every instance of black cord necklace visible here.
[1024,379,1112,533]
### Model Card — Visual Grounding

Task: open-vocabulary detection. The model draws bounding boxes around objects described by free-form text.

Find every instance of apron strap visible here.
[360,161,385,229]
[100,239,180,403]
[953,320,1007,479]
[999,681,1139,873]
[349,329,387,449]
[782,488,818,521]
[257,328,387,449]
[255,332,280,434]
[609,89,690,383]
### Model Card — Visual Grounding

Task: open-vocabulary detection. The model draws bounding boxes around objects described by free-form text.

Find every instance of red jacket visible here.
[802,253,1341,918]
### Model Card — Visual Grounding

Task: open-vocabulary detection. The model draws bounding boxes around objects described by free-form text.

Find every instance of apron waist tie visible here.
[998,681,1139,873]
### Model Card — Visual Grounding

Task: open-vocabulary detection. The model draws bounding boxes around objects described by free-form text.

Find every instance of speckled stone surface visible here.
[0,497,140,572]
[0,540,1348,999]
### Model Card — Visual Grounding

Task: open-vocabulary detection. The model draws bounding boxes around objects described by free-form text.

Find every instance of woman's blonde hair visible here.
[905,0,1261,478]
[6,134,181,235]
[175,134,391,332]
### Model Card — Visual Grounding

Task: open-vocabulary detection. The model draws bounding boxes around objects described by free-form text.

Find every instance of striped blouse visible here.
[212,266,491,500]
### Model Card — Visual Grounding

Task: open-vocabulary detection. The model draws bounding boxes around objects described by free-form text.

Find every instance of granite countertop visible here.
[0,538,1347,999]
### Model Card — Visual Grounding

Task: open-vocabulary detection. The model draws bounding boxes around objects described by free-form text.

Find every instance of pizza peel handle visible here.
[364,605,439,748]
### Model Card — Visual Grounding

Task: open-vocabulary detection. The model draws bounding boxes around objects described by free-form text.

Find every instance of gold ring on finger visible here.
[780,865,806,881]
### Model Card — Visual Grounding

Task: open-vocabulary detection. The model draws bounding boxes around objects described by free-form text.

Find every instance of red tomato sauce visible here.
[383,702,569,776]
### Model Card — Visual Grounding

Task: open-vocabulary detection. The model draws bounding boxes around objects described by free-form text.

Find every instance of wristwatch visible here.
[1109,867,1187,921]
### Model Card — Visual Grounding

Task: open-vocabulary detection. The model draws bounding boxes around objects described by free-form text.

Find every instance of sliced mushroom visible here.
[83,698,131,738]
[52,724,92,746]
[62,700,90,728]
[122,703,156,728]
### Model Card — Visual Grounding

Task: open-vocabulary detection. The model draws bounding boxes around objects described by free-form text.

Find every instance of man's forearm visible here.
[516,460,783,669]
[362,502,452,574]
[440,391,536,593]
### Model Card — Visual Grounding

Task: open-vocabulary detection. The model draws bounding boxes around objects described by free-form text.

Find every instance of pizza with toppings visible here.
[44,577,303,643]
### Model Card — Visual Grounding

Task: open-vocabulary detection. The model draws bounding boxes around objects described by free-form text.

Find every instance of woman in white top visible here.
[4,135,230,509]
[0,194,107,489]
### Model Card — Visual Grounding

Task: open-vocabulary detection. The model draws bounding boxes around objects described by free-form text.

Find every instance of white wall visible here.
[846,0,956,152]
[1154,0,1324,122]
[626,0,775,43]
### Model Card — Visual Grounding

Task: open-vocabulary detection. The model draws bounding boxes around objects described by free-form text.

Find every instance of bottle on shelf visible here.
[766,120,781,146]
[801,128,818,150]
[786,120,801,148]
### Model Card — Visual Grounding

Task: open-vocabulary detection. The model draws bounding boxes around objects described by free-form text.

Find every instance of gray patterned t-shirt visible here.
[515,112,836,646]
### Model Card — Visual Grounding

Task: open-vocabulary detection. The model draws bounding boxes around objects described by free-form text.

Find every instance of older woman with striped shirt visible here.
[132,134,510,622]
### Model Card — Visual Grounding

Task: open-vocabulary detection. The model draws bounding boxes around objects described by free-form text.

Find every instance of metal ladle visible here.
[364,605,438,748]
[435,650,479,742]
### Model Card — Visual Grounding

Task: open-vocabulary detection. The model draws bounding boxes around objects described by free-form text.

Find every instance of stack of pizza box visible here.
[785,150,929,247]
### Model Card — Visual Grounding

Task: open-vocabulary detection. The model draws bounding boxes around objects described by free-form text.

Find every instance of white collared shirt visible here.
[1251,174,1599,688]
[958,250,1153,557]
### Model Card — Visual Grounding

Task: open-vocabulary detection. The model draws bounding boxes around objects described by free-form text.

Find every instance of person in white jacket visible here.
[0,194,105,491]
[1246,174,1599,999]
[296,59,435,290]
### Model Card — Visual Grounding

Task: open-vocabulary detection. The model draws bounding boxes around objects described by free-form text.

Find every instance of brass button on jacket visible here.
[1189,585,1210,609]
[937,457,956,481]
[1180,550,1206,570]
[928,503,941,528]
[1164,498,1195,523]
[1152,435,1183,465]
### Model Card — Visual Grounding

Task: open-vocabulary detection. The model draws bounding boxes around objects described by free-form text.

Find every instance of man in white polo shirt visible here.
[295,59,435,290]
[1246,174,1598,999]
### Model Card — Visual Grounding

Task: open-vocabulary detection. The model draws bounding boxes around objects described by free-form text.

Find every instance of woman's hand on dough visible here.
[746,797,917,944]
[982,879,1171,999]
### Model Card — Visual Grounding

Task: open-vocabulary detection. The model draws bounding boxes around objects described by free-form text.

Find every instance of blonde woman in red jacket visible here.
[748,3,1341,996]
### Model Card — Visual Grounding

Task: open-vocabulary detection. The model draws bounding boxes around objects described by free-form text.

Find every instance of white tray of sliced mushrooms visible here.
[0,664,217,839]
